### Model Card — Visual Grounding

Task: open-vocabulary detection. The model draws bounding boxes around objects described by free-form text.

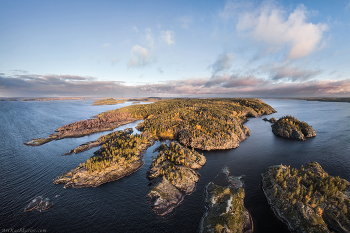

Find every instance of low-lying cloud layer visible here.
[1,73,350,97]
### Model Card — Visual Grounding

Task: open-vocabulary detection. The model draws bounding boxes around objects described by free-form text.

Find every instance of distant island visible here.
[270,116,316,141]
[286,97,350,103]
[262,162,350,232]
[21,97,86,101]
[200,167,253,233]
[92,97,163,105]
[92,98,125,105]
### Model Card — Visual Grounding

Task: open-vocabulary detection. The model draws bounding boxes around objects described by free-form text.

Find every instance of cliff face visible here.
[146,142,206,216]
[200,167,253,233]
[262,162,350,233]
[271,116,316,141]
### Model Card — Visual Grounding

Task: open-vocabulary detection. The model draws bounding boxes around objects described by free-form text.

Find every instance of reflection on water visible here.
[1,99,350,232]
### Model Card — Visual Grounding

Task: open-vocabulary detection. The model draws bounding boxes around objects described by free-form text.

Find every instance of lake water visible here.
[1,99,350,233]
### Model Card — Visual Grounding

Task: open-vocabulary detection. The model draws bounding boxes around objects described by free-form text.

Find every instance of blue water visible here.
[1,99,350,232]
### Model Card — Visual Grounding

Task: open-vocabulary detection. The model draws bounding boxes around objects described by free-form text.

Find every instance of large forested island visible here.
[25,98,276,215]
[262,162,350,232]
[25,98,276,149]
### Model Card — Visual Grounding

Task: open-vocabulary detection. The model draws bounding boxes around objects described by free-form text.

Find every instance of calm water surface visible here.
[1,99,350,232]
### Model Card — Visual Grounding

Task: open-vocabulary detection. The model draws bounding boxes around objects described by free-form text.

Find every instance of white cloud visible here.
[235,3,328,59]
[102,43,111,48]
[127,45,152,68]
[346,1,350,10]
[160,30,175,45]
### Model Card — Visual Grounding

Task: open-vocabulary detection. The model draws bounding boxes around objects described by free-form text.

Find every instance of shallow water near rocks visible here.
[1,99,350,232]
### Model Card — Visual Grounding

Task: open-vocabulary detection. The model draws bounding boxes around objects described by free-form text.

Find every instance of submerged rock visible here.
[24,196,52,212]
[263,117,277,123]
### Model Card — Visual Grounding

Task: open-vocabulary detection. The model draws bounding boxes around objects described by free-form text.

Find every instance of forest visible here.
[264,162,350,232]
[82,130,152,173]
[98,98,276,150]
[92,98,126,105]
[271,115,316,140]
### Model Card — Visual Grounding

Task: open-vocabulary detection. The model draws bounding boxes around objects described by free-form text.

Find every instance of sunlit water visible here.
[1,99,350,232]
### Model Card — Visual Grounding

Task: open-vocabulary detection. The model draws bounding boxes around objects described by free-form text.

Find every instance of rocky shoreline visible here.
[24,112,138,146]
[262,162,350,232]
[54,159,146,188]
[200,167,253,233]
[54,131,154,188]
[146,142,206,216]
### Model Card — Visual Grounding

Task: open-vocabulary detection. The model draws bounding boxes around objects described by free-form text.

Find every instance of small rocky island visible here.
[147,142,206,216]
[271,115,316,141]
[262,162,350,232]
[200,167,253,233]
[54,130,153,188]
[24,196,53,212]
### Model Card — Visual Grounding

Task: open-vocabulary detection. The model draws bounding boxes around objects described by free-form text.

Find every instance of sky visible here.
[0,0,350,97]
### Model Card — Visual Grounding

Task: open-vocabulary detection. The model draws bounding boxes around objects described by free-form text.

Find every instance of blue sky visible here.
[0,0,350,97]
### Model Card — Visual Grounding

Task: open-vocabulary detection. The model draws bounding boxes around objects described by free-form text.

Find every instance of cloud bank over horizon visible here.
[1,73,350,98]
[0,0,349,97]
